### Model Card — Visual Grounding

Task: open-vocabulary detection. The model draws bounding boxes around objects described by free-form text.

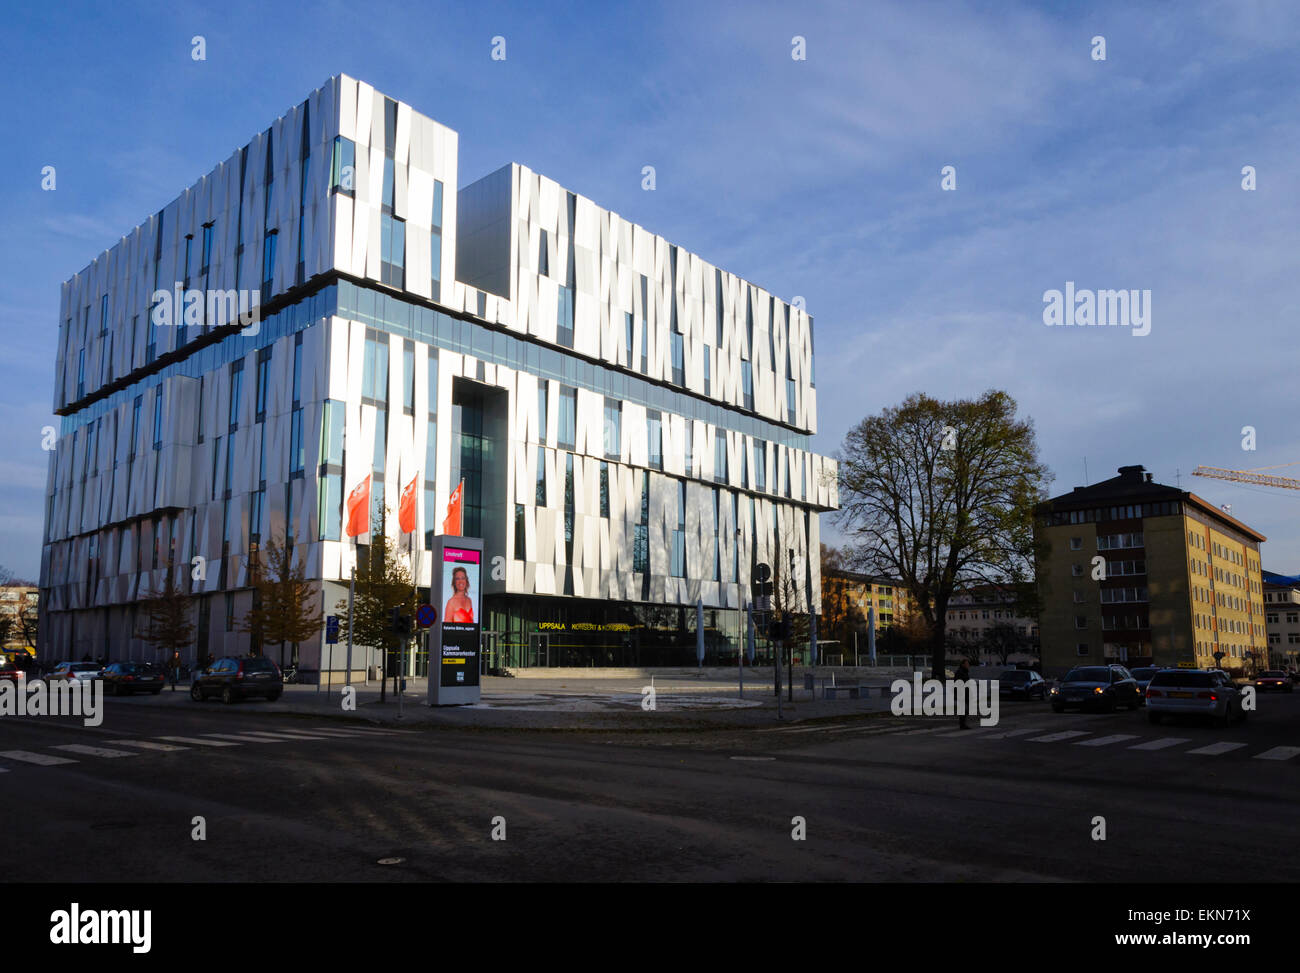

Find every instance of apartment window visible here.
[1075,617,1087,629]
[647,410,663,470]
[1071,563,1083,577]
[603,400,621,458]
[1076,643,1089,656]
[1069,537,1083,550]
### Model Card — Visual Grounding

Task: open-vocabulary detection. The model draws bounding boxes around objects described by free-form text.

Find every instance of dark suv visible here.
[1050,664,1142,712]
[191,656,283,704]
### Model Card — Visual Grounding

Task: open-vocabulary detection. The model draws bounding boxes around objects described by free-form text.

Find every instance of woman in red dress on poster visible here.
[444,566,474,623]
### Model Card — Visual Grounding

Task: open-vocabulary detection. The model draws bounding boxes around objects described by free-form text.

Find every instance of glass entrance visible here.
[528,632,550,668]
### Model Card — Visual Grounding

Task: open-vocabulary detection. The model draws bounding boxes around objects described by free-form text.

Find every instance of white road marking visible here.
[212,731,331,741]
[1128,737,1191,751]
[157,736,240,747]
[1029,731,1092,743]
[783,723,861,734]
[981,728,1041,740]
[1253,746,1300,761]
[1074,734,1141,747]
[893,726,951,736]
[0,750,78,765]
[1186,742,1248,756]
[51,744,137,758]
[201,733,295,744]
[108,739,190,752]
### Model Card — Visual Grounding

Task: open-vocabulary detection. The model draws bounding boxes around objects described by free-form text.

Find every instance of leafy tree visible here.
[240,532,325,668]
[334,524,418,702]
[134,559,195,660]
[836,390,1050,679]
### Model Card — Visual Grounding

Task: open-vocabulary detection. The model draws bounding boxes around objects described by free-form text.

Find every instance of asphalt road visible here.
[4,689,1298,882]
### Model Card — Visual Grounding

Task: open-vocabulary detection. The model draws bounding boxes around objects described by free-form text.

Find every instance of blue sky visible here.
[2,0,1299,582]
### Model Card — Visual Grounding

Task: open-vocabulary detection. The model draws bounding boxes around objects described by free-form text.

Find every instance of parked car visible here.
[1146,668,1245,726]
[47,661,104,683]
[0,663,23,686]
[1129,666,1163,705]
[103,661,165,696]
[190,656,283,704]
[999,669,1047,700]
[1253,670,1293,693]
[1050,665,1142,712]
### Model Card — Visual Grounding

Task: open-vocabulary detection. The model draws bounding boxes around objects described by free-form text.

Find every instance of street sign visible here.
[325,615,339,645]
[416,603,437,629]
[755,562,771,583]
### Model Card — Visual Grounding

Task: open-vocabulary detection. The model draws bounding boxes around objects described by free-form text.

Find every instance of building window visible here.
[261,230,278,303]
[624,312,634,370]
[633,471,649,574]
[403,341,415,415]
[330,136,355,194]
[537,382,547,444]
[647,411,662,470]
[557,286,575,347]
[229,360,243,431]
[703,346,711,397]
[317,474,342,541]
[152,386,163,450]
[538,228,549,277]
[671,330,684,386]
[599,462,610,518]
[430,179,444,302]
[671,481,686,578]
[290,410,304,476]
[1075,616,1087,629]
[558,386,577,450]
[381,213,406,288]
[201,223,213,275]
[715,433,727,483]
[741,360,753,411]
[754,440,767,491]
[362,330,389,403]
[255,347,270,423]
[1069,537,1082,550]
[514,504,526,561]
[603,400,621,458]
[536,446,547,505]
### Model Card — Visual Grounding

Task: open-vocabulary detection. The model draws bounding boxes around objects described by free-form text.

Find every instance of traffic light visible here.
[389,607,412,636]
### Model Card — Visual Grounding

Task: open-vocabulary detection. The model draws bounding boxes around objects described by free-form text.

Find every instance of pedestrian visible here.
[167,650,180,691]
[955,657,972,729]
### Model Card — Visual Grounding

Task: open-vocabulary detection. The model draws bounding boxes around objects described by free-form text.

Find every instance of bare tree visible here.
[135,560,195,661]
[837,391,1050,678]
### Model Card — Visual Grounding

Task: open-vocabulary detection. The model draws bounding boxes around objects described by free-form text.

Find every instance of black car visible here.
[999,669,1047,700]
[1050,664,1142,712]
[103,661,165,695]
[1254,671,1293,693]
[1129,666,1163,705]
[190,656,284,703]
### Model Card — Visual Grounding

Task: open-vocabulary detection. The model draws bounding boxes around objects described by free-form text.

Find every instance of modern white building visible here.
[41,74,838,674]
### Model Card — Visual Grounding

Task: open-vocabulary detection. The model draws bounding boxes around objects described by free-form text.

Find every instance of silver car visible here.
[48,661,105,683]
[1146,668,1245,727]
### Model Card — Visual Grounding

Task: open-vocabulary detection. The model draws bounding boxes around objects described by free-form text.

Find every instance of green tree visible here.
[836,390,1051,679]
[334,527,418,702]
[134,560,195,660]
[240,532,324,668]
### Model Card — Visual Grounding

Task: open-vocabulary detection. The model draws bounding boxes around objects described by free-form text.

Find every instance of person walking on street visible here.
[167,650,180,690]
[955,657,972,728]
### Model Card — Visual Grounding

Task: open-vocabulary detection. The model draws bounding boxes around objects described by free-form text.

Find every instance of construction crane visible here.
[1193,463,1300,491]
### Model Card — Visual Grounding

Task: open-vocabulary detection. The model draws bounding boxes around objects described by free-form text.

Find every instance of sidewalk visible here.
[141,668,908,730]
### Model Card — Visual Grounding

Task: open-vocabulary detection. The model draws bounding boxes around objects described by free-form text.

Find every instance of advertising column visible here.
[427,535,484,706]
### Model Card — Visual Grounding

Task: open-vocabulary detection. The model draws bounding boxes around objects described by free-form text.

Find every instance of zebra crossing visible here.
[766,717,1300,762]
[0,725,408,772]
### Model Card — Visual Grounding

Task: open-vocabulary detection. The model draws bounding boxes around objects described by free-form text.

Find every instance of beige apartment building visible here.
[1035,465,1268,677]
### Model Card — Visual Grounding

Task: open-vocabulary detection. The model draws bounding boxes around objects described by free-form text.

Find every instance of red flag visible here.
[399,470,419,534]
[345,474,371,538]
[442,479,463,536]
